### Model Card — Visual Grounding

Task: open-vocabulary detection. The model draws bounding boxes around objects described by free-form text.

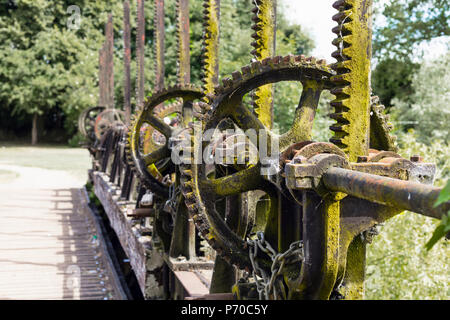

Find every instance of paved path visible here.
[0,164,117,300]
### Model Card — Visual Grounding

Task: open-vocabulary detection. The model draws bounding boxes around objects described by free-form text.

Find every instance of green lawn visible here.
[0,143,91,182]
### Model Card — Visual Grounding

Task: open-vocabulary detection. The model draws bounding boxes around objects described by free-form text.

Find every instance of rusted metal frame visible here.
[155,0,165,91]
[135,184,147,209]
[98,45,107,107]
[169,198,197,260]
[328,0,375,300]
[105,14,115,109]
[169,97,196,261]
[115,140,126,187]
[176,0,191,85]
[278,191,302,252]
[120,166,134,200]
[287,191,340,300]
[210,169,239,294]
[106,130,121,178]
[136,0,146,109]
[323,167,448,219]
[126,208,155,218]
[123,0,132,125]
[109,136,121,183]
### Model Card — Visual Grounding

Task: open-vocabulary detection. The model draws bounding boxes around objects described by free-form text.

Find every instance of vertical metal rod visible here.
[136,0,146,108]
[288,191,340,300]
[201,0,220,95]
[155,0,165,92]
[98,45,106,107]
[105,14,114,109]
[123,0,132,125]
[176,0,190,85]
[251,0,276,128]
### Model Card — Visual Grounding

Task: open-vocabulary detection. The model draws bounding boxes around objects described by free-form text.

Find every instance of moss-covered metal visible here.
[201,0,220,96]
[176,0,191,85]
[251,0,277,128]
[330,0,373,162]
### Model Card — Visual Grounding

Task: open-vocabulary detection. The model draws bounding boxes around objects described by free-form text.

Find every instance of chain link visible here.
[247,231,304,300]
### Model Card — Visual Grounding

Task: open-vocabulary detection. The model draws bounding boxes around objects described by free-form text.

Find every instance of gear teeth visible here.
[329,0,373,160]
[369,96,398,152]
[200,0,220,99]
[250,0,277,128]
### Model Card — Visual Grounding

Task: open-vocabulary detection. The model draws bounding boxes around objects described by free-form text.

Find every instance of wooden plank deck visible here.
[0,165,121,300]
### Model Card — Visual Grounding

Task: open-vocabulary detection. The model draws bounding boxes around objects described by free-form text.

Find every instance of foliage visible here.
[0,0,314,143]
[371,58,419,107]
[373,0,450,61]
[365,210,449,300]
[425,181,450,250]
[390,52,450,144]
[365,130,450,299]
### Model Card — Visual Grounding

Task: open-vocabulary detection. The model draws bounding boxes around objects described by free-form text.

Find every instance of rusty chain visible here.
[247,231,304,300]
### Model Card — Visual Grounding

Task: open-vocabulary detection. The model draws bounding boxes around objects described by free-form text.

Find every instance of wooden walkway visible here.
[0,165,120,300]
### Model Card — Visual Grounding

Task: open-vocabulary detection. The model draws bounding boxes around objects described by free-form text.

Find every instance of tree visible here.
[371,58,419,107]
[391,52,450,144]
[0,0,314,144]
[373,0,450,61]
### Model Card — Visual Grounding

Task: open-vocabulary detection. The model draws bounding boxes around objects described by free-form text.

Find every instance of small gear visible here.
[78,106,106,142]
[94,109,125,141]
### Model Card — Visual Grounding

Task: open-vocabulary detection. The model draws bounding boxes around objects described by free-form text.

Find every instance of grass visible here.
[0,143,91,183]
[365,212,449,299]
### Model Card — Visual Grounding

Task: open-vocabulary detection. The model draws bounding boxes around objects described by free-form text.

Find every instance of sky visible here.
[280,0,448,62]
[280,0,337,61]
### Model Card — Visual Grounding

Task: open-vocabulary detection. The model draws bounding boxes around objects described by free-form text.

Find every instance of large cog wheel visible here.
[126,85,204,197]
[180,55,399,273]
[180,55,335,270]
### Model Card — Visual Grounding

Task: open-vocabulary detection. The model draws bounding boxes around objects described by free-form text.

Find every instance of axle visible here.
[323,167,448,219]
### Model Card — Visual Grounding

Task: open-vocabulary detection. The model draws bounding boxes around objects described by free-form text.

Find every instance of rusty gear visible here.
[125,85,204,197]
[78,106,106,142]
[94,109,125,141]
[179,55,334,271]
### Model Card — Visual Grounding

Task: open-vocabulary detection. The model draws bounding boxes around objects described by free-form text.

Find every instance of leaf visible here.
[425,212,450,251]
[434,180,450,208]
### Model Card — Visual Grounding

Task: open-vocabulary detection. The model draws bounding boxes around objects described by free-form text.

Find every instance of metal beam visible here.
[123,0,131,125]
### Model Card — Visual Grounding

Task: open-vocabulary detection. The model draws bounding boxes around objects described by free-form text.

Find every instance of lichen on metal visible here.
[176,0,191,85]
[201,0,220,96]
[330,0,373,162]
[155,0,165,92]
[136,0,146,109]
[251,0,277,128]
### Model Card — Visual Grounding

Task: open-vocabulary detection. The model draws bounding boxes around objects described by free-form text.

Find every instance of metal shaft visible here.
[136,0,145,108]
[98,45,106,107]
[123,0,131,125]
[323,167,448,219]
[105,14,114,109]
[176,0,190,85]
[155,0,165,91]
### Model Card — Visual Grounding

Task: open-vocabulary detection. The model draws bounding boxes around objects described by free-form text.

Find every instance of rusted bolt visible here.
[410,155,422,162]
[357,156,368,163]
[292,155,306,164]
